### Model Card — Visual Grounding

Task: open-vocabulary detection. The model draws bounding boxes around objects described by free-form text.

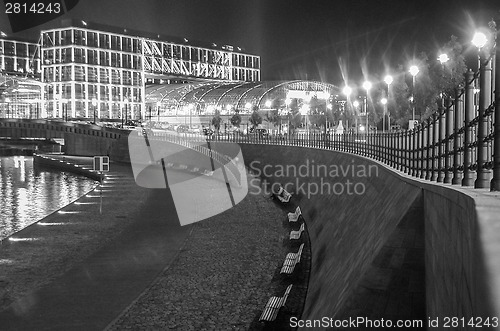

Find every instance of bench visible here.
[276,186,292,203]
[259,284,293,322]
[290,223,305,240]
[280,243,304,274]
[287,206,301,222]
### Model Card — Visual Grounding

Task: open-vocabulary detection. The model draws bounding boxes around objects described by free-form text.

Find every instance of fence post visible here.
[437,97,445,182]
[444,97,453,183]
[462,69,475,186]
[421,119,429,179]
[452,88,464,184]
[491,20,500,190]
[475,45,493,188]
[430,113,438,181]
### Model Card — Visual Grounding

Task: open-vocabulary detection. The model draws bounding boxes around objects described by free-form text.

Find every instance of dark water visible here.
[0,156,97,240]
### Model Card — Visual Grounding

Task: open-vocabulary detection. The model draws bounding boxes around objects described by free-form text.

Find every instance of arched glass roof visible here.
[145,80,340,116]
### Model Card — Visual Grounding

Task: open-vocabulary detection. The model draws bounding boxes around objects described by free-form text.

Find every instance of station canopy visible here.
[145,80,341,116]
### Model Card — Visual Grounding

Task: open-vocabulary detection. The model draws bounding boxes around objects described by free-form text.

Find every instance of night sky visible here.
[1,0,499,85]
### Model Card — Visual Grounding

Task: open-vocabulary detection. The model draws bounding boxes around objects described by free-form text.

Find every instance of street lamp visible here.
[383,75,393,132]
[91,98,98,123]
[437,53,449,64]
[362,81,371,133]
[381,97,388,132]
[342,86,352,97]
[409,66,419,122]
[472,32,488,50]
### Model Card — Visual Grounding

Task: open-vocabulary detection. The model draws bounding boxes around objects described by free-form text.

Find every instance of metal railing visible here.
[160,34,500,191]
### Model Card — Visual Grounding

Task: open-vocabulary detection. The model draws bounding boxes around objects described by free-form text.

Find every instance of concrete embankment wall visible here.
[239,144,500,329]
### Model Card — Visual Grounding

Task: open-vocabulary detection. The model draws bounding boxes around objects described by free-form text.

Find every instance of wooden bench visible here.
[287,206,301,222]
[259,284,293,322]
[290,223,305,240]
[280,243,304,274]
[276,186,292,203]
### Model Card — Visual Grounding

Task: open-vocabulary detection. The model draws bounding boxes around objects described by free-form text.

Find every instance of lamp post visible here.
[381,97,388,132]
[409,65,419,124]
[384,75,393,132]
[362,80,371,133]
[342,86,352,132]
[92,98,98,123]
[353,99,360,134]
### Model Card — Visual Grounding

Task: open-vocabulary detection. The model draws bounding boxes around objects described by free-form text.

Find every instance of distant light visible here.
[9,237,39,242]
[265,100,272,108]
[327,103,333,110]
[38,222,69,226]
[437,53,449,64]
[353,100,360,108]
[384,75,393,86]
[81,20,87,26]
[57,210,81,214]
[285,98,292,106]
[362,81,372,91]
[409,65,419,77]
[342,86,352,96]
[381,98,388,105]
[472,32,488,49]
[359,125,365,132]
[245,102,252,109]
[226,104,232,111]
[299,104,310,115]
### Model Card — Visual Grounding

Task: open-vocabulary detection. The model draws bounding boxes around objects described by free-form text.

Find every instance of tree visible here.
[431,35,467,97]
[230,111,242,127]
[211,110,222,131]
[265,108,280,127]
[249,107,262,128]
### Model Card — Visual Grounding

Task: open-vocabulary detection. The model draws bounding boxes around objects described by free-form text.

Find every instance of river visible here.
[0,156,97,240]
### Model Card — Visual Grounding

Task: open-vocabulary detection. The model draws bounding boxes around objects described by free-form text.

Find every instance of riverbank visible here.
[0,155,308,330]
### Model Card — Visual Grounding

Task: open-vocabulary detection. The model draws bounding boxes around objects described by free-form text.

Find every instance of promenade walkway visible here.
[0,156,293,330]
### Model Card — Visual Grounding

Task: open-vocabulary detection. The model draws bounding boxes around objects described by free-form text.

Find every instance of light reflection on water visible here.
[0,156,97,240]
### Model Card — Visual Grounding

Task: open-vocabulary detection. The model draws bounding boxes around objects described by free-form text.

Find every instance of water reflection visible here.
[0,156,97,240]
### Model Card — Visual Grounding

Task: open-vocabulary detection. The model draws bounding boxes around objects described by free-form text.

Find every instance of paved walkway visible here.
[0,156,290,330]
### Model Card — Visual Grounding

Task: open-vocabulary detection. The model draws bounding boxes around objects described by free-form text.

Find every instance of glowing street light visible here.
[342,85,352,97]
[362,81,372,91]
[472,31,488,50]
[437,53,449,64]
[384,75,393,86]
[409,66,419,122]
[409,65,419,77]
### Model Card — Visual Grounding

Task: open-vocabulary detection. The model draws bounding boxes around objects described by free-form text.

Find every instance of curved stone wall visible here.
[239,144,500,330]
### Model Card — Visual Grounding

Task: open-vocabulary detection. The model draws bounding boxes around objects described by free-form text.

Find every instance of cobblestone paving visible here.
[108,176,292,330]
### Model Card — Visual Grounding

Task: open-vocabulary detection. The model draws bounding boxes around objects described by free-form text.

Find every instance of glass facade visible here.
[145,80,340,122]
[1,21,261,120]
